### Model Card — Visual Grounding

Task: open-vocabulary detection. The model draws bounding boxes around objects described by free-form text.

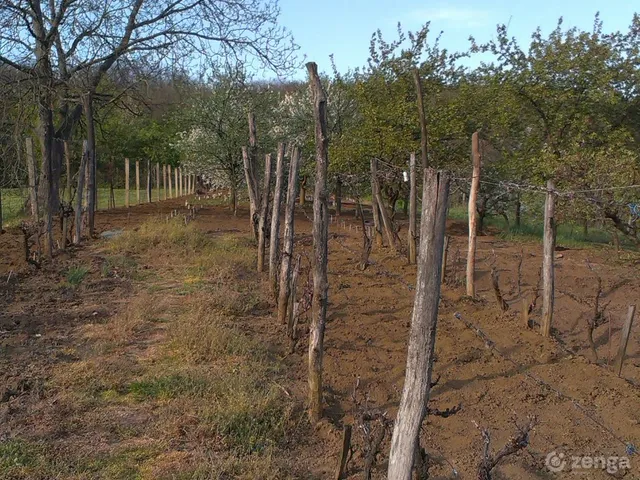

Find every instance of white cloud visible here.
[405,6,491,28]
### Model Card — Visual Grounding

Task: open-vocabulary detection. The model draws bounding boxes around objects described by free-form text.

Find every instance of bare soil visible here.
[1,198,638,479]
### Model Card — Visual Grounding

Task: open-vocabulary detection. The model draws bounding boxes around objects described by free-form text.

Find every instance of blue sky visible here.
[277,0,638,75]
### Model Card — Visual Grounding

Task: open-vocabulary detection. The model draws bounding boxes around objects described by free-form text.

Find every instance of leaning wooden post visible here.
[307,61,330,423]
[335,424,352,480]
[257,153,273,273]
[387,169,450,480]
[125,158,130,208]
[269,143,286,296]
[541,180,557,337]
[466,132,481,297]
[277,147,301,324]
[74,142,89,244]
[408,152,417,264]
[25,137,39,222]
[155,163,160,202]
[614,305,636,376]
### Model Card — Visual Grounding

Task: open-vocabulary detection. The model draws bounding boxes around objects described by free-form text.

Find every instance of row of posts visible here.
[122,159,196,209]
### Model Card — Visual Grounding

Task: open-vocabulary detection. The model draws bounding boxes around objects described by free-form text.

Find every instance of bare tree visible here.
[0,0,297,254]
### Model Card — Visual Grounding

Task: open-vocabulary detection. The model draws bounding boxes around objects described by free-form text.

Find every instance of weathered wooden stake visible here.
[155,163,160,202]
[242,146,259,239]
[277,146,301,324]
[614,305,636,376]
[174,166,178,198]
[257,153,273,273]
[441,235,450,284]
[163,164,167,200]
[307,61,330,423]
[371,158,397,251]
[388,169,450,480]
[125,158,130,208]
[541,180,556,337]
[135,160,140,204]
[466,131,481,297]
[334,424,352,480]
[168,165,173,198]
[25,138,39,222]
[146,159,151,203]
[269,143,286,296]
[408,152,417,264]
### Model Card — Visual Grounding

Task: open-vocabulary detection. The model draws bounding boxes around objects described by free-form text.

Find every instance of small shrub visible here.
[66,265,90,286]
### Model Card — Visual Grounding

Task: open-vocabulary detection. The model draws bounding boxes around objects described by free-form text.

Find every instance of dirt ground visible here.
[1,197,638,479]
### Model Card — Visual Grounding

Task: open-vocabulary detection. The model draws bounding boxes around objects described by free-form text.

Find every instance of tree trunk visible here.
[371,193,383,247]
[466,132,481,297]
[230,182,237,215]
[269,143,286,297]
[277,146,301,324]
[257,154,273,273]
[541,180,556,337]
[174,166,178,199]
[299,176,307,205]
[412,68,428,169]
[83,92,97,237]
[515,194,521,228]
[307,62,330,423]
[74,141,88,244]
[387,170,450,480]
[408,152,417,264]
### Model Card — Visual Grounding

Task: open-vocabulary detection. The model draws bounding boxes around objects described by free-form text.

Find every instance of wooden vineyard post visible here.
[335,424,352,480]
[441,235,450,284]
[269,143,286,296]
[387,169,450,480]
[307,61,330,423]
[413,68,428,171]
[162,164,166,200]
[125,158,130,208]
[277,147,301,324]
[335,175,342,216]
[244,112,260,238]
[25,137,39,222]
[541,180,557,337]
[179,168,183,197]
[614,305,636,376]
[135,160,140,205]
[167,165,173,199]
[257,153,273,273]
[156,163,160,202]
[174,166,178,198]
[146,159,151,203]
[74,141,89,244]
[371,158,397,252]
[408,152,417,264]
[466,131,481,297]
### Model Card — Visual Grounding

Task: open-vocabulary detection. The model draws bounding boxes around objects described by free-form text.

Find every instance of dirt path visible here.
[1,198,638,479]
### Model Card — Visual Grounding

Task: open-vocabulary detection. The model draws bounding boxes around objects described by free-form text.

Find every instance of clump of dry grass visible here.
[108,219,210,256]
[80,293,168,350]
[170,304,258,363]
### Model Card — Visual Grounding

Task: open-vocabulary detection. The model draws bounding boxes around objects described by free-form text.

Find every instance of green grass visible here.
[447,204,626,248]
[1,187,188,226]
[65,265,90,286]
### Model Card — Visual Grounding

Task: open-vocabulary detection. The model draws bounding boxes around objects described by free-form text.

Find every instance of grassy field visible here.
[447,204,618,247]
[1,188,176,226]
